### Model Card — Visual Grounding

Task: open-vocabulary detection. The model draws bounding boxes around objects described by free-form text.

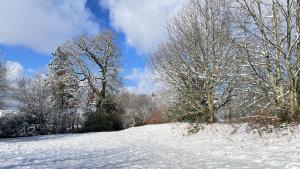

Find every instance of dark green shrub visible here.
[83,96,123,132]
[84,111,122,132]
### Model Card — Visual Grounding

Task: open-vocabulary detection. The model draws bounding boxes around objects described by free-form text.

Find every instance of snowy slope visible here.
[0,123,300,169]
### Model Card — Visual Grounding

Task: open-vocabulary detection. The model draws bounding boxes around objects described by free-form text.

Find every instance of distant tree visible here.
[118,92,156,128]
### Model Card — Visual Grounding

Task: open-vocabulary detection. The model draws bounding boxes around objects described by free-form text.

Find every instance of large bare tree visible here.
[61,31,122,106]
[231,0,300,121]
[151,0,243,123]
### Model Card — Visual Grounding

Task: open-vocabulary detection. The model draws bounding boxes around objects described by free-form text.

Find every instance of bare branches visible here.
[232,0,300,120]
[151,0,243,123]
[60,31,122,104]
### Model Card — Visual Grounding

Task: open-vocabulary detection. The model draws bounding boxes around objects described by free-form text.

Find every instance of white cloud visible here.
[101,0,186,53]
[5,61,24,80]
[124,67,163,95]
[0,0,99,54]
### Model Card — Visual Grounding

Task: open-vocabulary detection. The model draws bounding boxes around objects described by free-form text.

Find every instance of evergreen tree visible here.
[0,61,7,109]
[47,47,80,133]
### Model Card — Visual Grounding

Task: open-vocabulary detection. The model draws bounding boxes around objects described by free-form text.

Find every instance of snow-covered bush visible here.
[0,111,40,138]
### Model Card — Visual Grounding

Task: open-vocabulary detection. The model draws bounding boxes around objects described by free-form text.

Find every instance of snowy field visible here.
[1,123,300,169]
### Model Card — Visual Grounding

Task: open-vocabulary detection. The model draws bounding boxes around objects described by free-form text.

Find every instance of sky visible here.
[0,0,186,94]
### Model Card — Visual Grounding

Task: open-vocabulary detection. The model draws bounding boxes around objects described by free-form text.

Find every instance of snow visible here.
[0,110,19,117]
[0,123,300,169]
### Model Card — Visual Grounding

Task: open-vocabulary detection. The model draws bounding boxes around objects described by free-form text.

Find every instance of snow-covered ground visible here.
[0,123,300,169]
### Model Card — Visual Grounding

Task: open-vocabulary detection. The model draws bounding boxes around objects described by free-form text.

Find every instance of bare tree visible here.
[231,0,300,121]
[61,31,122,107]
[13,75,50,133]
[151,0,243,123]
[57,31,123,131]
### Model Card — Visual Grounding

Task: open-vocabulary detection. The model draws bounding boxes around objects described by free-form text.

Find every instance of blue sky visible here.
[0,0,185,94]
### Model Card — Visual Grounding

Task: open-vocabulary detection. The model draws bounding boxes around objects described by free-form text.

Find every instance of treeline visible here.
[0,32,166,138]
[151,0,300,125]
